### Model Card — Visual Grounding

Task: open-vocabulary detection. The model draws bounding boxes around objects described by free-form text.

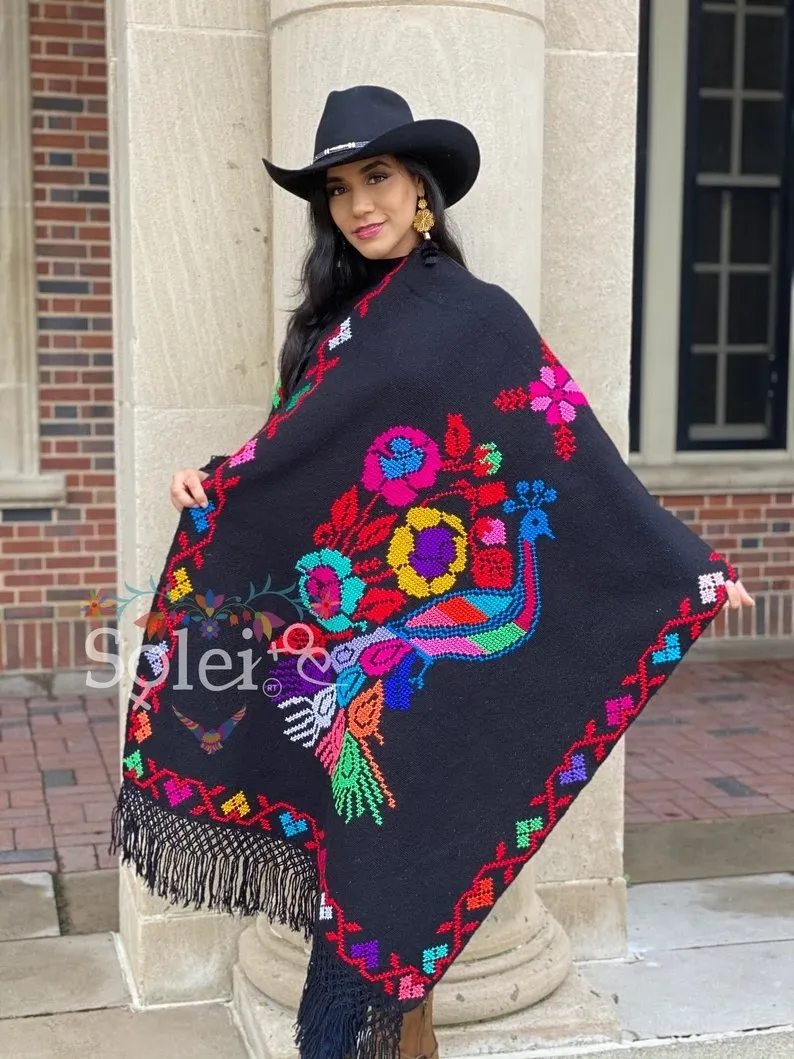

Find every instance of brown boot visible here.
[399,992,438,1059]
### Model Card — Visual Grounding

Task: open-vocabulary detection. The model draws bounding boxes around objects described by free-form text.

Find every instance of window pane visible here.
[691,353,718,425]
[741,100,785,175]
[699,99,733,173]
[728,273,770,344]
[694,272,720,344]
[725,354,770,424]
[731,190,774,264]
[696,189,723,263]
[744,14,786,91]
[701,12,736,89]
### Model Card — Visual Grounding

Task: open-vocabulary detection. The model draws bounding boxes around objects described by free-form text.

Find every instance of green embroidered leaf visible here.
[285,382,312,411]
[122,749,144,779]
[331,733,385,826]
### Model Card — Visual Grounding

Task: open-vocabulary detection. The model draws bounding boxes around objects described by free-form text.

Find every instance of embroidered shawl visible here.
[113,246,735,1059]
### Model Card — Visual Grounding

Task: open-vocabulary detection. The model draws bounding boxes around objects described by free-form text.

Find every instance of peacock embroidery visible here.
[268,415,557,826]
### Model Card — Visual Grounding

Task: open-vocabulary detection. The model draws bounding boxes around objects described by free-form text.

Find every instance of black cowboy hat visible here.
[262,85,480,207]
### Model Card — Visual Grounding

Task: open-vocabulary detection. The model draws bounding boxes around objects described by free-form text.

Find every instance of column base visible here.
[436,969,621,1055]
[232,963,620,1059]
[537,877,628,961]
[118,865,247,1005]
[233,963,300,1059]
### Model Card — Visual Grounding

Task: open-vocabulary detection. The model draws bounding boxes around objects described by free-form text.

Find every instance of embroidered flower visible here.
[199,618,220,639]
[472,547,514,589]
[361,426,442,507]
[529,364,587,425]
[296,548,366,633]
[387,507,467,598]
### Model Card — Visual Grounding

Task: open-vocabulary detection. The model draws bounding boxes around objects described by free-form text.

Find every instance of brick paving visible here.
[0,694,118,875]
[626,660,794,824]
[0,660,793,872]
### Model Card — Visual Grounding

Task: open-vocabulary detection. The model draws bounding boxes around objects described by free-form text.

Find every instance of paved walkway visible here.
[2,870,792,1058]
[626,660,794,824]
[0,873,247,1058]
[0,695,117,875]
[0,661,793,873]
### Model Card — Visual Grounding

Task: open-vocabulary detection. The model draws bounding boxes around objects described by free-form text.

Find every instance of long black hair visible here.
[276,154,468,405]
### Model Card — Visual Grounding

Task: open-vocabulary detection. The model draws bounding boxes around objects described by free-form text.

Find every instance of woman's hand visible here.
[170,468,209,512]
[724,579,755,610]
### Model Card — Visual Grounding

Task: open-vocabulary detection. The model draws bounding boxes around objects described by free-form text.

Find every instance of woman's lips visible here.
[354,223,384,240]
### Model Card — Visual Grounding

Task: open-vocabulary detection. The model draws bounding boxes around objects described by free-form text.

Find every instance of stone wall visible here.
[660,492,794,649]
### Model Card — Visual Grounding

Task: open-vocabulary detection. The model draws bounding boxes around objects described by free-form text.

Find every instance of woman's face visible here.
[325,154,425,260]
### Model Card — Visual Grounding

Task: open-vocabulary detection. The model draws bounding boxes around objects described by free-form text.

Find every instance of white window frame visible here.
[630,0,794,493]
[0,0,65,506]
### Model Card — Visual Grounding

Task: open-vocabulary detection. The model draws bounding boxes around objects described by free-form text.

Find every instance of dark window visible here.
[629,0,651,453]
[677,0,792,449]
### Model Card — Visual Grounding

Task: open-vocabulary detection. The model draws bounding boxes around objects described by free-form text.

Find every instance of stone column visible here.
[232,1,619,1055]
[535,0,640,961]
[109,0,273,1004]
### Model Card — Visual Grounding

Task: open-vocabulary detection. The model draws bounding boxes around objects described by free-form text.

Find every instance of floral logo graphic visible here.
[80,589,112,618]
[81,574,307,650]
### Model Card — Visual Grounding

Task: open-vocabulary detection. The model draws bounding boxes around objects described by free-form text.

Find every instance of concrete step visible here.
[539,873,794,1059]
[0,1004,249,1059]
[499,1027,794,1058]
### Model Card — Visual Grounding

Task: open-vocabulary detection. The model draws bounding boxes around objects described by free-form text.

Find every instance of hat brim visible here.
[262,119,480,208]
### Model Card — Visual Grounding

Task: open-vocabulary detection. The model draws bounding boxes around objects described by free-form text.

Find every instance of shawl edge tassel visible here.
[110,781,318,935]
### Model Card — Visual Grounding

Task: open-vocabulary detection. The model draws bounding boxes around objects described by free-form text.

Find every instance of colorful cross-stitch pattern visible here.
[115,250,736,1051]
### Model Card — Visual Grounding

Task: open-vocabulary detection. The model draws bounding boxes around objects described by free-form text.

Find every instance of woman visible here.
[115,86,753,1059]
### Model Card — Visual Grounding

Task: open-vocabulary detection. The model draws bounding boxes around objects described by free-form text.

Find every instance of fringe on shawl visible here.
[110,781,318,934]
[112,781,407,1059]
[297,925,404,1059]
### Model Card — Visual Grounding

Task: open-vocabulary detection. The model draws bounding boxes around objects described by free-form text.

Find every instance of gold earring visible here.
[412,197,435,238]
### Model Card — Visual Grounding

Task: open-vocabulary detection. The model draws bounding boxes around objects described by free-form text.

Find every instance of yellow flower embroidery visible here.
[387,507,467,598]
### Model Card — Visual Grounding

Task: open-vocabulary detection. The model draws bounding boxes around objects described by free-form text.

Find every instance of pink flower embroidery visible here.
[529,365,587,425]
[361,426,442,507]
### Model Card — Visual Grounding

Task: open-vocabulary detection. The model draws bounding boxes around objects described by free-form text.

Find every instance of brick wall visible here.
[659,492,794,643]
[0,0,114,674]
[0,2,792,674]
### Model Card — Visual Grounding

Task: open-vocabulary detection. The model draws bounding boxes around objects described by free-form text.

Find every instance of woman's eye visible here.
[368,172,388,184]
[327,186,345,197]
